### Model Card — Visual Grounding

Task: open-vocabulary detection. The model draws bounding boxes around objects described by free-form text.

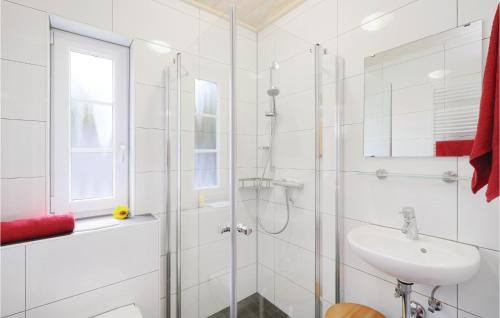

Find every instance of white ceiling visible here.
[183,0,305,30]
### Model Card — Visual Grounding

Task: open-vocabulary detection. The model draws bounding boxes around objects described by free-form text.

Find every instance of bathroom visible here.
[0,0,499,317]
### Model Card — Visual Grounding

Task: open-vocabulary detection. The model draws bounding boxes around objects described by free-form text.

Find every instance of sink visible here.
[347,224,480,286]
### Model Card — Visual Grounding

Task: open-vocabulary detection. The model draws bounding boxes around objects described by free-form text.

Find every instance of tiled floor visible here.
[208,293,289,318]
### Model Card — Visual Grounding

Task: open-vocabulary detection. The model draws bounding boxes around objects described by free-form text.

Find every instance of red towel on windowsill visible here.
[1,214,75,245]
[436,140,474,157]
[469,5,499,203]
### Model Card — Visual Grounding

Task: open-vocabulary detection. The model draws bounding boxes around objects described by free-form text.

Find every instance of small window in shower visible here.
[194,79,219,189]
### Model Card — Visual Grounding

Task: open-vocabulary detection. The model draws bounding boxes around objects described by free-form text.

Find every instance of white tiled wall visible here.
[257,0,499,317]
[1,1,258,317]
[2,0,499,317]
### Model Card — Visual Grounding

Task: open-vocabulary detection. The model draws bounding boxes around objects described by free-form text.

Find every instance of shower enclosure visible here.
[164,8,343,318]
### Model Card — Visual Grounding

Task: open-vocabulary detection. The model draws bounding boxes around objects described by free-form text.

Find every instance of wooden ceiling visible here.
[183,0,305,31]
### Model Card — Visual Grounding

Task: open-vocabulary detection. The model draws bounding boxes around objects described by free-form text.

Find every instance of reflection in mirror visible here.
[364,21,483,157]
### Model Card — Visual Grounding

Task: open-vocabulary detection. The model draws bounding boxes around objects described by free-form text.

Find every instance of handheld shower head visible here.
[267,87,280,97]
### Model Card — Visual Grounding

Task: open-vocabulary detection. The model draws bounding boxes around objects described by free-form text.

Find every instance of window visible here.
[51,29,129,215]
[194,79,219,189]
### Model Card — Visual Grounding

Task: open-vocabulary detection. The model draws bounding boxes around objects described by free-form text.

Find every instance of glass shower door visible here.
[167,7,239,318]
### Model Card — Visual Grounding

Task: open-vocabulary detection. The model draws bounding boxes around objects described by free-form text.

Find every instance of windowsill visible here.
[0,214,157,248]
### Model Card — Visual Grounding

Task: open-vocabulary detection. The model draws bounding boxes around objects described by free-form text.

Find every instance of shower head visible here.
[267,87,280,97]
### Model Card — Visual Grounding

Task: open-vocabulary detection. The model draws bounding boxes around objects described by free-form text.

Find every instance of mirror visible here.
[363,21,483,157]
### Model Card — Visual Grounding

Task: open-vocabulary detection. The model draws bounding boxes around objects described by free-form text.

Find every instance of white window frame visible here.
[50,29,129,216]
[194,79,220,190]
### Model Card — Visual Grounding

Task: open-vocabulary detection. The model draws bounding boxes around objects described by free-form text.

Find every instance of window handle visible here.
[120,144,126,163]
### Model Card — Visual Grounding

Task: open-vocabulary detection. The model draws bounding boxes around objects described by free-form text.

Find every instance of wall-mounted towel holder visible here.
[358,169,463,183]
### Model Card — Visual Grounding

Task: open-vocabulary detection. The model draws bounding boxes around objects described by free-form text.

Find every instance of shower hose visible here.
[256,102,291,235]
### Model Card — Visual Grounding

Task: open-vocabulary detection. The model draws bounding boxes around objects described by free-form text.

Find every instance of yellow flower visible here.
[113,205,129,219]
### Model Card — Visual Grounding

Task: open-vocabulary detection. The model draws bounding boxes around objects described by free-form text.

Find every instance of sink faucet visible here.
[400,207,419,240]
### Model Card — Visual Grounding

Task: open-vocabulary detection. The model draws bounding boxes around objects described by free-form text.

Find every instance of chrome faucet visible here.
[400,207,419,240]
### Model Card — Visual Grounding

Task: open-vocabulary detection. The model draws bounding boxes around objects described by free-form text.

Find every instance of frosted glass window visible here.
[71,152,113,200]
[71,102,113,148]
[70,51,113,103]
[194,153,218,189]
[70,51,115,201]
[195,80,217,115]
[194,79,219,189]
[51,29,129,215]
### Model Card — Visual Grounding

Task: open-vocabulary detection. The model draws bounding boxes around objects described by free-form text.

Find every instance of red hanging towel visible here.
[1,214,75,245]
[469,5,499,202]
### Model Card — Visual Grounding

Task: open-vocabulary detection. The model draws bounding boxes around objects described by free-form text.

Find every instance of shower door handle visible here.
[236,223,253,236]
[218,224,253,236]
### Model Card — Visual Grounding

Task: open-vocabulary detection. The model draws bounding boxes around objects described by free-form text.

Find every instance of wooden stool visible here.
[325,303,385,318]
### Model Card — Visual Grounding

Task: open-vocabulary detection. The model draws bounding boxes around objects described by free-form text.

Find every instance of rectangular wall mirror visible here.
[363,21,483,157]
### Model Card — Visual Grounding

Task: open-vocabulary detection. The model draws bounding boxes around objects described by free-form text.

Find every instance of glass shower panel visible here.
[166,10,238,318]
[253,43,341,318]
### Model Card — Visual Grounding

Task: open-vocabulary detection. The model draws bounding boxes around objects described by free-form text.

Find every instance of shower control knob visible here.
[219,224,231,234]
[236,224,253,236]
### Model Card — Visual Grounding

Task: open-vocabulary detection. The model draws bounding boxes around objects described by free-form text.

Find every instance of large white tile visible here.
[25,219,159,309]
[339,0,457,77]
[321,256,336,304]
[168,248,199,293]
[275,206,315,252]
[273,130,315,170]
[26,271,158,318]
[1,1,48,66]
[133,40,177,88]
[236,34,257,72]
[458,180,499,250]
[339,0,416,34]
[198,206,229,246]
[1,119,46,178]
[134,172,165,214]
[168,170,198,212]
[198,239,229,283]
[135,83,164,130]
[168,209,198,252]
[343,265,400,317]
[135,128,164,172]
[154,0,200,17]
[198,274,229,317]
[1,177,46,221]
[258,232,275,270]
[257,25,311,73]
[344,172,457,239]
[274,239,315,292]
[199,20,229,65]
[258,264,275,302]
[1,245,26,317]
[343,74,364,125]
[9,0,112,30]
[412,292,458,318]
[458,0,500,38]
[458,310,481,318]
[458,248,499,318]
[167,286,198,318]
[114,0,199,54]
[274,274,315,318]
[1,60,47,121]
[274,0,337,44]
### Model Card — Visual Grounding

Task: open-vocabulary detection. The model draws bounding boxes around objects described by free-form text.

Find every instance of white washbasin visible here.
[347,225,480,286]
